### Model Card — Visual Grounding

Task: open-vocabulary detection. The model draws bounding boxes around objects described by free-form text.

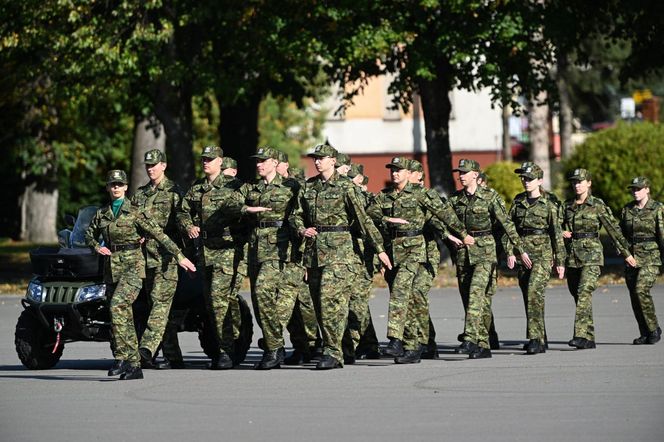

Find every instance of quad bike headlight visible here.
[26,281,44,303]
[75,284,107,303]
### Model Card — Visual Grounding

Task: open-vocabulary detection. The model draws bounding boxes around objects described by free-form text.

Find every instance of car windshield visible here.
[70,206,98,248]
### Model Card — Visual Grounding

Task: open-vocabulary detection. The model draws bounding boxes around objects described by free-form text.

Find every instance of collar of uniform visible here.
[210,174,226,189]
[268,173,284,187]
[402,182,416,193]
[119,199,133,214]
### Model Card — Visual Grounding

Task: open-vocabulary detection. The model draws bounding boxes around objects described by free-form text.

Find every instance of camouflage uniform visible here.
[506,163,566,346]
[294,144,386,366]
[449,160,525,351]
[367,158,468,352]
[563,169,631,343]
[85,172,186,367]
[130,151,184,361]
[620,177,663,342]
[177,158,244,359]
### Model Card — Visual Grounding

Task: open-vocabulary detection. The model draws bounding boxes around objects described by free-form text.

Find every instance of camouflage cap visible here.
[627,176,650,189]
[385,156,409,170]
[478,171,488,183]
[201,145,223,159]
[276,150,289,163]
[514,162,543,180]
[336,153,351,167]
[567,168,592,181]
[106,169,128,185]
[221,157,237,170]
[453,158,480,173]
[347,163,364,178]
[290,166,305,180]
[362,175,369,186]
[307,143,338,158]
[251,146,279,161]
[408,159,423,173]
[144,149,166,165]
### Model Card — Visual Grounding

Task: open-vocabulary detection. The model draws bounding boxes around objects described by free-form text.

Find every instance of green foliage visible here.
[565,122,664,214]
[484,161,523,208]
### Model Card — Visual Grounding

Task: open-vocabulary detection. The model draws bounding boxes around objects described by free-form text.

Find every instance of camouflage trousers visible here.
[229,254,247,340]
[625,265,660,336]
[566,265,601,341]
[517,260,551,342]
[307,263,357,365]
[400,262,435,350]
[203,256,238,355]
[254,260,305,350]
[385,261,421,350]
[457,261,496,349]
[109,276,144,366]
[458,263,499,345]
[286,281,321,353]
[343,265,376,357]
[139,261,178,355]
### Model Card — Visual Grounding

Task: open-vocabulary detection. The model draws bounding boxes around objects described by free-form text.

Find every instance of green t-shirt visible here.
[111,198,124,218]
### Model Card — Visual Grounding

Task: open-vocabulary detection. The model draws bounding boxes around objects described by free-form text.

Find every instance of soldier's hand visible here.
[303,268,308,282]
[188,226,201,239]
[178,257,197,273]
[139,237,146,244]
[521,252,532,269]
[556,266,565,279]
[386,217,409,225]
[562,230,572,239]
[507,255,516,269]
[96,246,112,256]
[245,206,272,213]
[302,227,318,238]
[378,251,392,270]
[447,235,463,247]
[625,255,637,267]
[462,235,475,246]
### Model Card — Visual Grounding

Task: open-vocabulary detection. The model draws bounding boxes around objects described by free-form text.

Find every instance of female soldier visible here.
[562,168,635,349]
[506,163,565,355]
[86,170,196,380]
[620,176,663,345]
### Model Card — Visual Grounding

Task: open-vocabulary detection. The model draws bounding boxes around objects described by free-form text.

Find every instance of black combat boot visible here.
[284,349,312,365]
[420,342,439,360]
[120,365,144,380]
[570,338,596,349]
[468,347,492,359]
[395,346,423,364]
[108,359,131,376]
[633,335,648,345]
[208,352,233,370]
[647,327,662,344]
[155,358,185,369]
[382,338,404,357]
[356,348,382,360]
[454,340,477,354]
[316,355,341,370]
[568,336,584,348]
[138,347,156,369]
[255,348,285,370]
[525,339,541,355]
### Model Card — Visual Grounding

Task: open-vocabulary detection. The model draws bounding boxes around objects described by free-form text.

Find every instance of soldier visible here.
[177,146,245,369]
[367,157,472,364]
[562,168,635,349]
[336,153,352,176]
[274,150,322,364]
[242,147,304,369]
[221,157,238,177]
[130,149,186,369]
[505,163,566,355]
[449,159,530,359]
[619,176,662,345]
[295,143,392,369]
[86,170,196,380]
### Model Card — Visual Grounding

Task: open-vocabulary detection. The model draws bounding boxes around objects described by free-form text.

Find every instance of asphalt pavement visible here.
[1,284,663,442]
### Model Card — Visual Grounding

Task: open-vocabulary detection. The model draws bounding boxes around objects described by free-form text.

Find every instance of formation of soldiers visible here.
[85,144,663,379]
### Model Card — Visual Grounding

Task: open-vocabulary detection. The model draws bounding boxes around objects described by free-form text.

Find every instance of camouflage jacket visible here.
[562,195,630,267]
[294,171,385,268]
[85,199,184,283]
[505,192,566,266]
[244,174,301,264]
[449,186,524,266]
[367,182,467,266]
[177,174,244,262]
[620,198,664,267]
[131,177,183,269]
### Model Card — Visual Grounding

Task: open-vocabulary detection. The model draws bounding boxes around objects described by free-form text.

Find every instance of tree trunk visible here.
[556,53,574,159]
[129,115,166,195]
[217,93,262,183]
[154,81,195,190]
[20,180,58,243]
[417,63,456,197]
[502,103,512,161]
[529,92,551,189]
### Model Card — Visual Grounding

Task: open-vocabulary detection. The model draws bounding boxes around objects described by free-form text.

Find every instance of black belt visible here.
[470,230,493,237]
[632,236,656,243]
[316,225,350,233]
[200,229,232,239]
[572,232,599,239]
[258,220,283,228]
[519,228,547,236]
[109,243,140,252]
[392,229,423,238]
